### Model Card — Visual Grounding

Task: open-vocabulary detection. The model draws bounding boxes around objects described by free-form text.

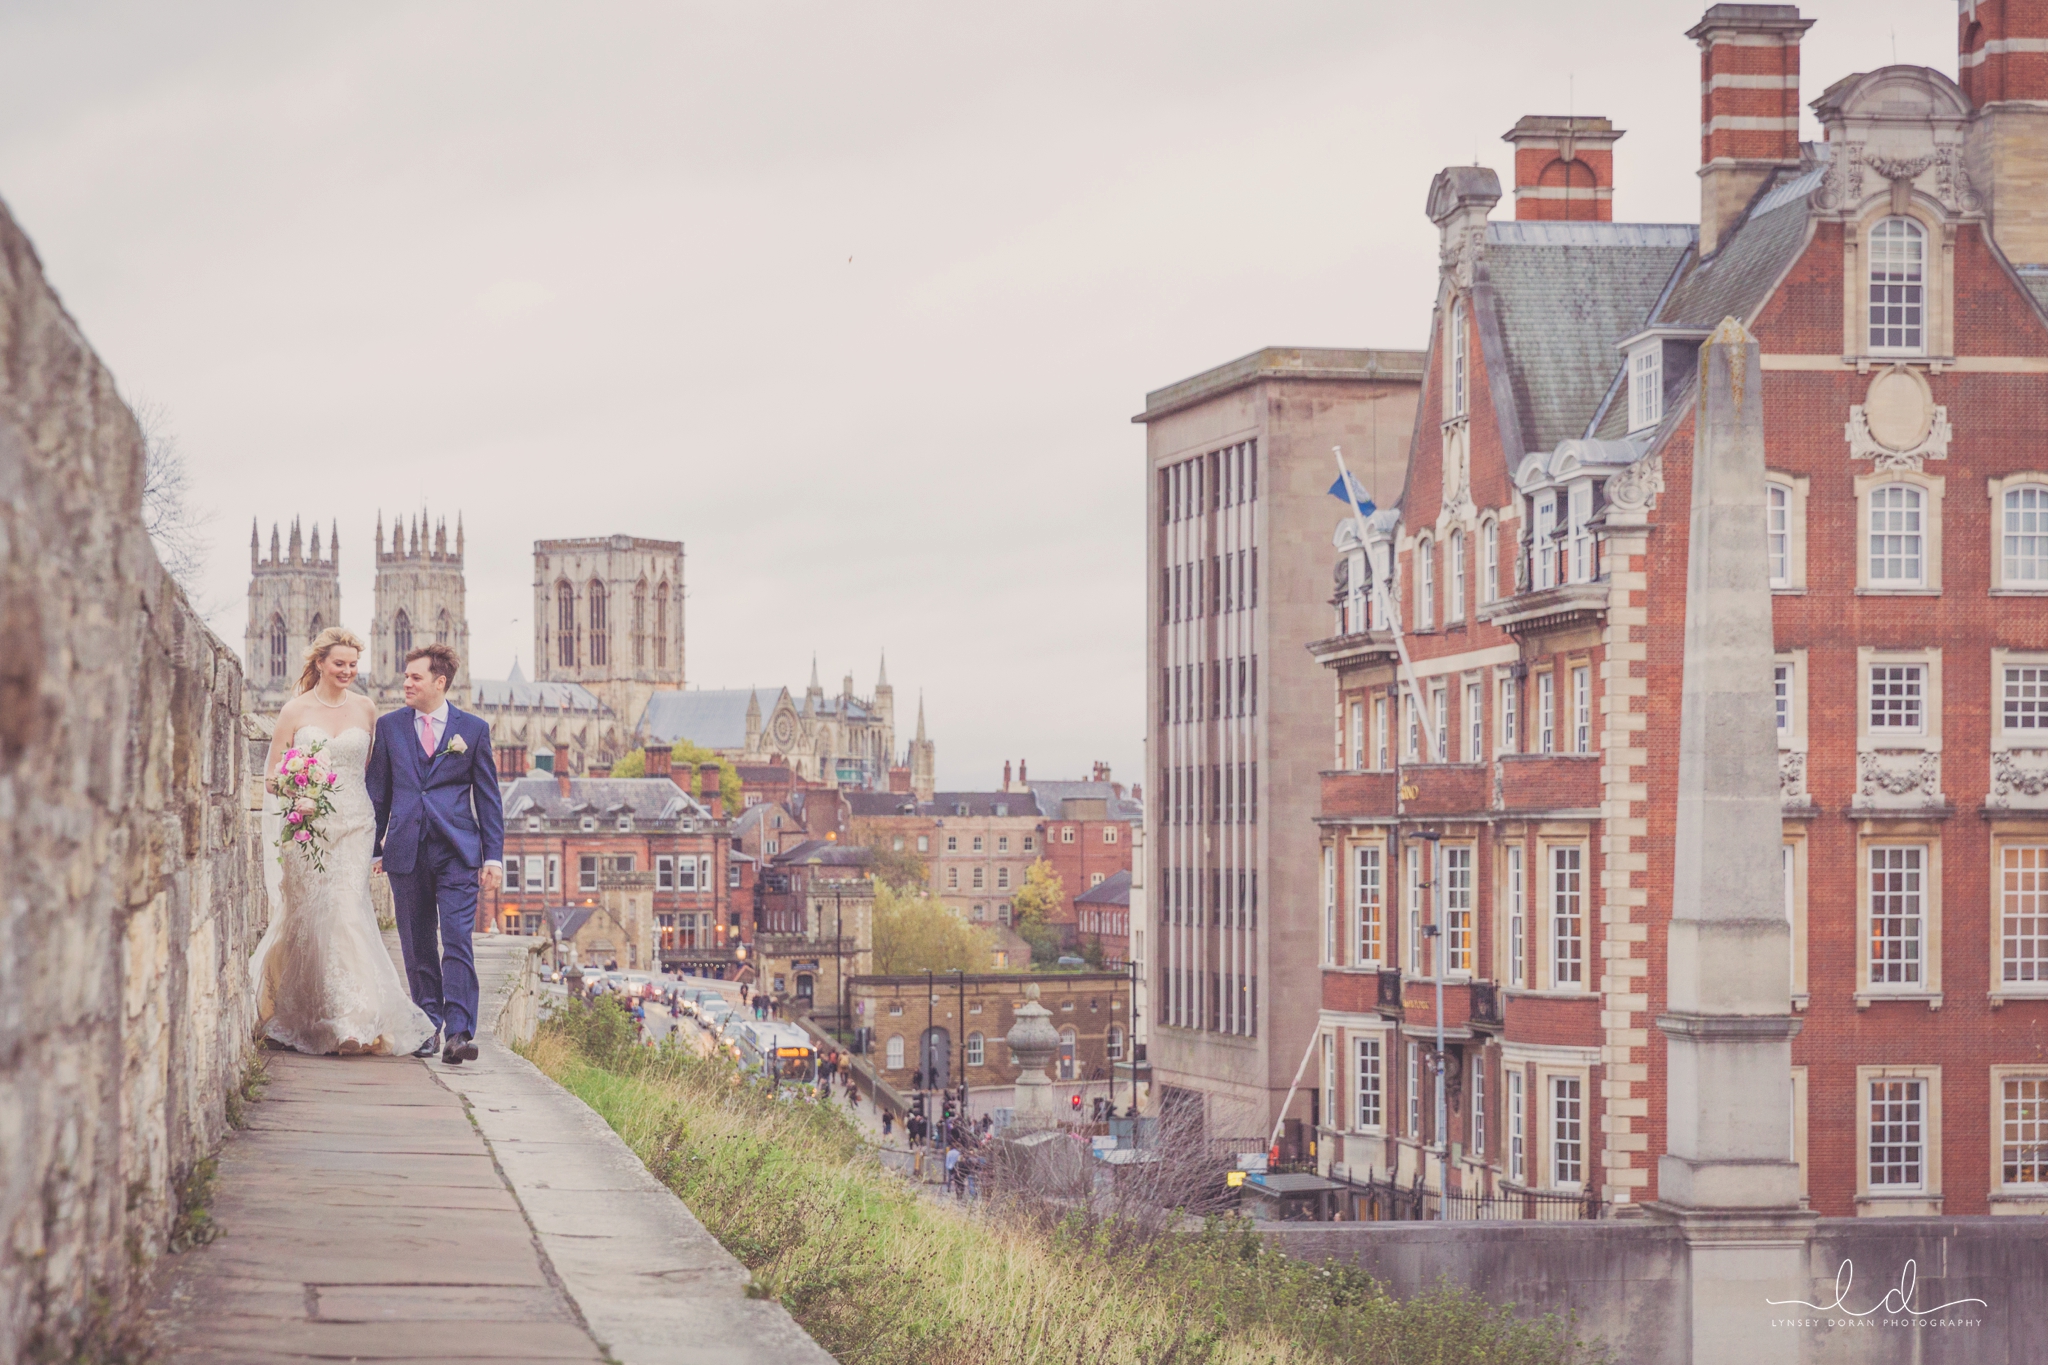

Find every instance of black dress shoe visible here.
[413,1032,441,1059]
[443,1032,478,1064]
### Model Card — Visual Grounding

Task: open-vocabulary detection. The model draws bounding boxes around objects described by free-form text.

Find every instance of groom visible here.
[367,642,505,1064]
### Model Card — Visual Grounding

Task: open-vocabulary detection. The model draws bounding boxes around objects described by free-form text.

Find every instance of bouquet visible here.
[272,739,344,871]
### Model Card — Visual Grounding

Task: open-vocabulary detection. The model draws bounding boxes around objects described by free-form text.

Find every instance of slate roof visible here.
[930,792,1035,819]
[844,790,925,817]
[772,840,872,867]
[2017,267,2048,317]
[1074,870,1132,907]
[731,802,793,836]
[1028,780,1145,823]
[502,773,711,823]
[1481,221,1696,455]
[548,907,595,940]
[472,661,612,714]
[636,688,786,748]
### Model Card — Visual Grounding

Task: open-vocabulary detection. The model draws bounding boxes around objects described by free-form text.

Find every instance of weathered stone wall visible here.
[0,194,263,1360]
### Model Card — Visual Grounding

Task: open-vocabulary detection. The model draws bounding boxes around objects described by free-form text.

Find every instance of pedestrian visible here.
[944,1144,961,1197]
[882,1109,894,1138]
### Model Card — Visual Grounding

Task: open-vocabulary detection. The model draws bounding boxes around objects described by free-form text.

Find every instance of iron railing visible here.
[1346,1173,1605,1222]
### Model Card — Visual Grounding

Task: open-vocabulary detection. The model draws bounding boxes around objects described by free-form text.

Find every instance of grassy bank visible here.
[524,1000,1605,1365]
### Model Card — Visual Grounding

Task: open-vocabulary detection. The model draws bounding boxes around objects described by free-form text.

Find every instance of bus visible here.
[733,1021,816,1089]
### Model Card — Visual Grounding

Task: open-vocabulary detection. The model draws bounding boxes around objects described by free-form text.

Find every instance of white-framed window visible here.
[1374,696,1389,770]
[1406,845,1423,974]
[1444,845,1473,974]
[973,835,984,852]
[1089,872,1104,888]
[1499,676,1518,754]
[996,867,1010,890]
[1106,1025,1124,1062]
[1417,539,1435,629]
[1356,1036,1382,1130]
[1775,664,1791,737]
[972,867,984,890]
[1538,672,1556,754]
[546,855,559,892]
[1869,484,1925,585]
[1349,701,1365,770]
[1356,845,1383,965]
[1868,1077,1926,1189]
[1405,693,1420,762]
[2005,665,2048,735]
[1869,663,1925,733]
[2003,484,2048,586]
[524,815,541,832]
[1507,845,1526,988]
[1321,1036,1335,1137]
[997,834,1010,853]
[947,867,959,889]
[2001,844,2048,985]
[946,834,958,852]
[1449,299,1469,417]
[1509,1069,1526,1182]
[1449,529,1466,620]
[966,1032,985,1067]
[580,816,596,833]
[1472,1063,1486,1160]
[1025,835,1036,851]
[1868,217,1926,354]
[1572,666,1591,753]
[1869,845,1926,987]
[1568,483,1596,584]
[1551,1076,1583,1189]
[2000,1075,2048,1188]
[1432,686,1448,762]
[1407,1042,1422,1138]
[917,834,930,853]
[1551,846,1583,988]
[1628,344,1662,432]
[1534,494,1557,590]
[578,854,598,892]
[1768,482,1792,587]
[684,856,703,890]
[1322,846,1337,965]
[1481,517,1499,604]
[523,855,545,892]
[885,1035,905,1069]
[656,855,675,890]
[1466,681,1483,761]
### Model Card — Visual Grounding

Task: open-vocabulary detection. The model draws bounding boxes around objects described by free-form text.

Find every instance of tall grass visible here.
[524,1000,1605,1365]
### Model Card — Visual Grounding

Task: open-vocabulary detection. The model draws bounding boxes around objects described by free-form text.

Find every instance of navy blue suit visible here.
[366,704,505,1038]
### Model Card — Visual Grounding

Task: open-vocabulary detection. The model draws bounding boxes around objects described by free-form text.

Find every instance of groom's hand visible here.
[480,865,502,895]
[372,859,382,875]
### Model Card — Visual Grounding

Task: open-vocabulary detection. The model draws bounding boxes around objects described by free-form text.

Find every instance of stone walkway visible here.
[147,936,833,1365]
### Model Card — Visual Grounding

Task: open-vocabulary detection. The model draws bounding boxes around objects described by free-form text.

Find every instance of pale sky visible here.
[0,0,1953,790]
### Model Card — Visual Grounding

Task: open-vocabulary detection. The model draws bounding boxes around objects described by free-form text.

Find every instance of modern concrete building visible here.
[1135,347,1423,1145]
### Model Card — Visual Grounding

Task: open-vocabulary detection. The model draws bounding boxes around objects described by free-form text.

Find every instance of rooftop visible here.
[1135,347,1426,425]
[502,773,712,824]
[1075,869,1132,907]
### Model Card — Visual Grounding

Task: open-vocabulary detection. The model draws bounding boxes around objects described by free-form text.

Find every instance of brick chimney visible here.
[1501,116,1624,221]
[1961,0,2048,264]
[1688,4,1814,256]
[1002,759,1013,790]
[556,767,572,800]
[644,746,672,780]
[698,763,723,818]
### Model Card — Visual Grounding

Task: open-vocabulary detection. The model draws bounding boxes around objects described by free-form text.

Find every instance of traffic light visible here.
[911,1093,926,1120]
[1070,1093,1083,1113]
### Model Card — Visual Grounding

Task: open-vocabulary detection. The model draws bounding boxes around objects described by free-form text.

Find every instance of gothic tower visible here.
[531,534,685,728]
[908,694,936,802]
[373,509,471,704]
[245,517,342,715]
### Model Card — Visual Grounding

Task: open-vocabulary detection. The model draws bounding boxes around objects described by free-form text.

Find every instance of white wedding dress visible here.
[249,725,436,1056]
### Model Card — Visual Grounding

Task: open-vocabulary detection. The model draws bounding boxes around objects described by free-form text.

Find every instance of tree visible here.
[868,844,930,893]
[1011,859,1067,968]
[872,879,993,976]
[669,737,744,811]
[608,749,647,778]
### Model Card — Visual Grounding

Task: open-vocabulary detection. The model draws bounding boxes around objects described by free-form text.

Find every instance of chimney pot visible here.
[699,763,723,818]
[1688,4,1814,255]
[645,746,672,780]
[1501,115,1624,221]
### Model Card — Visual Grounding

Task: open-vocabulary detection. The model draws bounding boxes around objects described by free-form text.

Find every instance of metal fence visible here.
[1347,1174,1606,1222]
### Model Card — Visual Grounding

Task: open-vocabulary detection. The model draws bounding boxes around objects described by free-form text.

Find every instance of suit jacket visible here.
[367,704,506,876]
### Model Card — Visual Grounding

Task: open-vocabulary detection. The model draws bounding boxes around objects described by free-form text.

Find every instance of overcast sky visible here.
[0,0,1953,790]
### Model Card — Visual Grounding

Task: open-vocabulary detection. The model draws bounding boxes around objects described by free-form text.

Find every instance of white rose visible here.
[294,797,317,815]
[286,756,306,773]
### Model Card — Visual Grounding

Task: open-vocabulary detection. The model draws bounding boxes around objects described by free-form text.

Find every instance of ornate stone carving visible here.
[1933,145,1981,214]
[1858,749,1941,801]
[1993,749,2048,805]
[1779,750,1808,805]
[1440,225,1486,291]
[1812,142,1865,213]
[1606,449,1664,513]
[1847,367,1950,472]
[1866,153,1936,186]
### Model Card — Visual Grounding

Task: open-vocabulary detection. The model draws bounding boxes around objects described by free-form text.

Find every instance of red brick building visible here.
[1310,4,2048,1218]
[1028,775,1142,944]
[1075,869,1134,969]
[489,752,741,975]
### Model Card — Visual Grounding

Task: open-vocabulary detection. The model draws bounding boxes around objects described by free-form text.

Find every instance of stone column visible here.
[1652,317,1812,1365]
[1005,984,1061,1132]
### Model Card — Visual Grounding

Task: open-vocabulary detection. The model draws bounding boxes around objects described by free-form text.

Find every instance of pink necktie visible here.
[420,713,436,756]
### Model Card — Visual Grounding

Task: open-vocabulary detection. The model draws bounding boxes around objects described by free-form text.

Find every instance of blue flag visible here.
[1327,471,1375,516]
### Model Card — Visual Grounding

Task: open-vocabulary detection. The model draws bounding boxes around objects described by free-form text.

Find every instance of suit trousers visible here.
[388,832,480,1037]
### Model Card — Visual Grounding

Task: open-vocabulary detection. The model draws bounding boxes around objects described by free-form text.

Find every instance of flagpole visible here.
[1332,447,1438,763]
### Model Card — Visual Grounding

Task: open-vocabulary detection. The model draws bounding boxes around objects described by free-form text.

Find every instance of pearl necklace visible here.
[313,688,353,709]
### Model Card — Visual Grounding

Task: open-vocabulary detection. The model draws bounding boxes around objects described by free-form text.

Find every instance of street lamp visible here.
[1406,827,1446,1220]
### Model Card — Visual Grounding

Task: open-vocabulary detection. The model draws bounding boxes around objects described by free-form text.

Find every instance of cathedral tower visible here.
[245,517,341,715]
[373,510,471,704]
[532,534,685,728]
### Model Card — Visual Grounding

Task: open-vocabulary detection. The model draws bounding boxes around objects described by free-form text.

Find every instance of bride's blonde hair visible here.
[298,627,367,696]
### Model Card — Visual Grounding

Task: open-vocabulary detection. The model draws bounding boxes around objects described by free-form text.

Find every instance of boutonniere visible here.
[446,734,469,755]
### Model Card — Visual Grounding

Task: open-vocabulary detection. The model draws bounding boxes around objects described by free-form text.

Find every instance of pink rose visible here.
[287,811,302,825]
[295,774,309,787]
[327,773,340,786]
[294,830,311,843]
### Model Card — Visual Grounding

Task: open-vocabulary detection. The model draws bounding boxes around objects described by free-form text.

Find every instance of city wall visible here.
[1266,1217,2046,1365]
[0,196,264,1360]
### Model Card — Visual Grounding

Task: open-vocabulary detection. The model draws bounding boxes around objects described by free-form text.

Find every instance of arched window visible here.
[1480,518,1498,603]
[966,1032,984,1067]
[1869,218,1926,354]
[1416,538,1435,629]
[268,614,288,679]
[1870,484,1925,585]
[308,613,323,640]
[885,1035,905,1069]
[1448,300,1468,418]
[556,581,576,667]
[392,609,412,662]
[1107,1024,1125,1062]
[1058,1026,1077,1081]
[654,581,670,668]
[1767,483,1792,587]
[632,579,648,668]
[2005,485,2048,584]
[588,580,608,667]
[1449,529,1466,620]
[435,608,450,644]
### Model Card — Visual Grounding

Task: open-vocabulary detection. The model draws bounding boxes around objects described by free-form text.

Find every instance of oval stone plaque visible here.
[1864,366,1932,451]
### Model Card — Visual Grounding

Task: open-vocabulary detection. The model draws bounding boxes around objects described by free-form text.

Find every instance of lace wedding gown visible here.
[249,725,436,1056]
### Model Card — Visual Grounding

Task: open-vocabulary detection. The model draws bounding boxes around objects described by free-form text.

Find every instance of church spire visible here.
[376,510,384,558]
[251,518,260,570]
[455,513,464,561]
[270,523,282,564]
[809,654,821,692]
[309,522,322,564]
[876,650,889,688]
[329,520,338,571]
[288,517,302,564]
[916,693,927,743]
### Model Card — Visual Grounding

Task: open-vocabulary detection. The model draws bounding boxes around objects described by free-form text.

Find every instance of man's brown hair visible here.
[405,642,461,688]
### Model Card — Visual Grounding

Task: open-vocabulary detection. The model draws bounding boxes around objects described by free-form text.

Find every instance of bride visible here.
[249,628,436,1057]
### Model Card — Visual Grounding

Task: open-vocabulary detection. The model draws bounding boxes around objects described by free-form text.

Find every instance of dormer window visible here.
[1533,495,1558,590]
[525,816,541,832]
[1568,483,1596,583]
[1627,345,1662,432]
[617,817,633,832]
[1869,218,1926,355]
[580,816,596,833]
